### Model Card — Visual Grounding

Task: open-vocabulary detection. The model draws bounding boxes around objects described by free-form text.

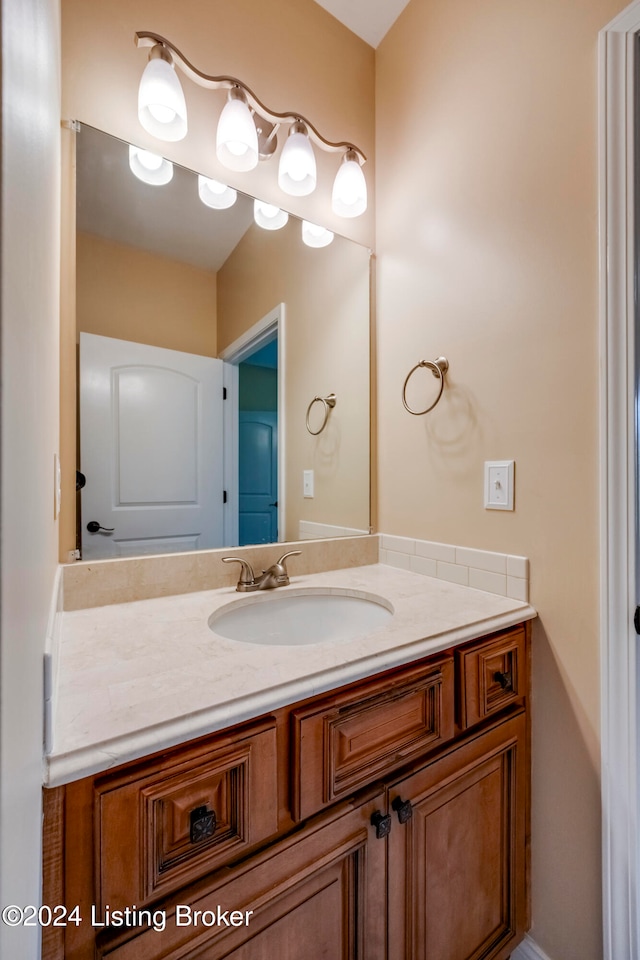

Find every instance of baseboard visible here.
[511,935,554,960]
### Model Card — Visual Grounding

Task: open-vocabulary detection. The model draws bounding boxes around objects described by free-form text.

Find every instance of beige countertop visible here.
[45,563,536,787]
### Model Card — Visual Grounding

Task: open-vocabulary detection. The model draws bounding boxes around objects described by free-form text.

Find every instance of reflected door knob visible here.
[86,521,114,534]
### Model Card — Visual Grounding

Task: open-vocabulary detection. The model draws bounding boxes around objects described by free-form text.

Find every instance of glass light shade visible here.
[216,95,259,172]
[332,153,367,218]
[278,124,316,197]
[198,175,237,210]
[138,57,188,142]
[302,220,334,248]
[254,199,289,230]
[128,145,173,186]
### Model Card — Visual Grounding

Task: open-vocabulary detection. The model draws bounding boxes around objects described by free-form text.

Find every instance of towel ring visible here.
[402,357,449,415]
[306,393,336,435]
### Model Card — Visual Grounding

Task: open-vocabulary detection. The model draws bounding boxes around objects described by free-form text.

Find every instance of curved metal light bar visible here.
[135,31,367,164]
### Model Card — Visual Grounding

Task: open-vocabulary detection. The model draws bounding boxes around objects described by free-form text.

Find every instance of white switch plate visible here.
[484,460,514,510]
[303,469,314,498]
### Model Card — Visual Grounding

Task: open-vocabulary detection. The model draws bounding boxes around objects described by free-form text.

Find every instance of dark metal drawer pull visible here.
[371,811,392,839]
[494,670,513,691]
[392,796,413,824]
[189,805,216,844]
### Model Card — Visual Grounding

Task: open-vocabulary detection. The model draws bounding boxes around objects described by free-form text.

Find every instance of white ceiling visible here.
[312,0,411,48]
[76,125,254,273]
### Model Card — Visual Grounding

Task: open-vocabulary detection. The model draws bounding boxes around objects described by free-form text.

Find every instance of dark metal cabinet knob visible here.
[86,521,115,534]
[371,811,392,839]
[189,805,216,844]
[494,671,513,691]
[392,796,413,824]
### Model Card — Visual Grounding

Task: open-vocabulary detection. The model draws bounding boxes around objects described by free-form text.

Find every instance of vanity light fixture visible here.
[301,220,334,248]
[138,43,188,141]
[135,31,368,217]
[331,149,367,218]
[128,144,173,185]
[254,199,289,230]
[278,121,316,197]
[198,174,237,210]
[216,88,259,172]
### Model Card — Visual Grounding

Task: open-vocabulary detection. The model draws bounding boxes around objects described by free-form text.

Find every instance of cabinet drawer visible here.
[95,718,277,911]
[457,627,526,729]
[292,656,454,821]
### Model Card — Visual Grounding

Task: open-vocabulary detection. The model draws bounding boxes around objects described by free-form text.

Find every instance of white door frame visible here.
[599,6,640,957]
[219,303,286,544]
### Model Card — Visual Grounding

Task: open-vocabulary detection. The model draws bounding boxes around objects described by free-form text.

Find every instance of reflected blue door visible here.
[238,411,277,545]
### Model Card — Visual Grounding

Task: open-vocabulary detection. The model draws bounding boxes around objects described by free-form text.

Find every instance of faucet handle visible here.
[222,557,256,586]
[275,551,301,570]
[276,550,301,564]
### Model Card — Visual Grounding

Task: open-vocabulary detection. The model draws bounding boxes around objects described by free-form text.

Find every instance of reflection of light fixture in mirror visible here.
[134,32,368,217]
[254,199,289,230]
[138,43,188,141]
[128,145,173,185]
[302,221,334,248]
[216,87,259,172]
[278,121,316,197]
[332,149,367,218]
[198,175,237,210]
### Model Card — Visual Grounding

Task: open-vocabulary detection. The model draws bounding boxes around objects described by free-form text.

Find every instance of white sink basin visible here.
[208,588,394,646]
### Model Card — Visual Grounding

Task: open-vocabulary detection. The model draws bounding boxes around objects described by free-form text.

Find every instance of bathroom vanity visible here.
[42,564,534,960]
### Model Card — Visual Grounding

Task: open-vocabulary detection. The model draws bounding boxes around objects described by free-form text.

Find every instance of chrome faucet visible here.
[222,551,301,592]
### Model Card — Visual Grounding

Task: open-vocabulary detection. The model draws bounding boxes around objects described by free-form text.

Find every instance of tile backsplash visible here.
[60,533,529,611]
[379,535,529,602]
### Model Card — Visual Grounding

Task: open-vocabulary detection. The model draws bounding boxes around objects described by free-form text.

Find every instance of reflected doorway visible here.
[220,303,286,548]
[238,338,278,545]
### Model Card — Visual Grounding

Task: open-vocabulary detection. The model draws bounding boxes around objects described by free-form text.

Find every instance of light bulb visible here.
[254,199,289,230]
[278,121,316,197]
[137,46,187,142]
[302,221,334,248]
[216,89,259,172]
[128,145,173,186]
[332,150,367,218]
[198,175,237,210]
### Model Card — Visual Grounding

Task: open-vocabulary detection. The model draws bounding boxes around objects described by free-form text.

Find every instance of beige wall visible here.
[1,0,61,952]
[77,232,217,355]
[218,221,370,539]
[376,1,625,957]
[61,0,375,248]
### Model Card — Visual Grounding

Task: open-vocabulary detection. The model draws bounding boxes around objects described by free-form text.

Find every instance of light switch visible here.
[484,460,514,510]
[303,470,314,498]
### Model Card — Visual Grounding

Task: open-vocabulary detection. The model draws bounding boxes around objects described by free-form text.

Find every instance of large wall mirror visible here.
[74,124,371,560]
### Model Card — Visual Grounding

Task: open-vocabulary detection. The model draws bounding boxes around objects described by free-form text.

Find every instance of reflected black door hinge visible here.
[634,606,640,635]
[223,387,227,399]
[223,490,227,504]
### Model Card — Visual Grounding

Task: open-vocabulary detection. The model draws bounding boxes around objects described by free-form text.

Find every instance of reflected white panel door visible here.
[80,333,224,559]
[239,411,277,545]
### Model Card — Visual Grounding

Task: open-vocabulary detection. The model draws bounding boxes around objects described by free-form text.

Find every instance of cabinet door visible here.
[388,715,527,960]
[97,793,387,960]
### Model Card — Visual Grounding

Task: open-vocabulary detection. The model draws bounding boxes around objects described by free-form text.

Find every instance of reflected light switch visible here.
[303,470,314,498]
[484,460,514,510]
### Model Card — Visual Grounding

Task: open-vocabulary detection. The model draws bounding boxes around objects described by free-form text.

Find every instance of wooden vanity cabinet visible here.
[387,713,527,960]
[43,621,530,960]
